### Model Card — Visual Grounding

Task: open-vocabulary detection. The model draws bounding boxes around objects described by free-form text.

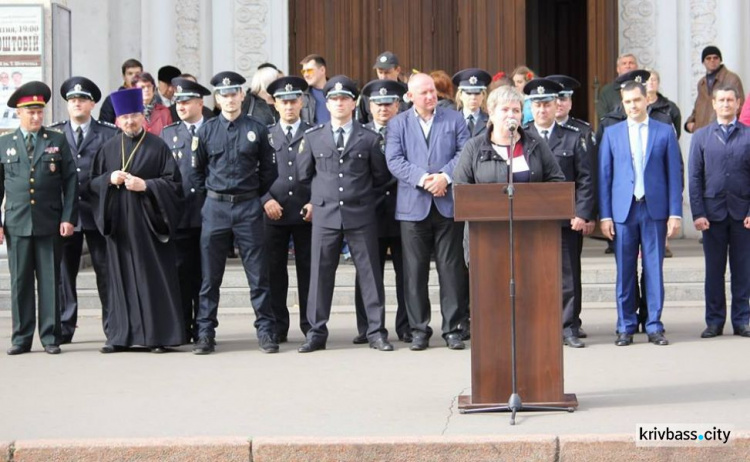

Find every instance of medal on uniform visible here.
[247,131,256,142]
[173,136,178,143]
[49,162,56,173]
[178,151,183,159]
[192,136,199,151]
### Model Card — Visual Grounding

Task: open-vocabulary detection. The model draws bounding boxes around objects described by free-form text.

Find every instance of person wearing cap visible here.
[385,73,471,351]
[98,58,143,124]
[598,78,683,347]
[689,83,750,339]
[262,76,314,343]
[191,71,279,354]
[159,78,212,342]
[299,54,330,125]
[297,75,394,353]
[685,46,744,134]
[48,76,117,344]
[596,53,638,121]
[89,87,186,353]
[546,74,596,154]
[131,72,173,135]
[0,81,78,355]
[453,69,492,137]
[350,79,411,345]
[522,78,594,348]
[355,51,407,124]
[157,65,181,109]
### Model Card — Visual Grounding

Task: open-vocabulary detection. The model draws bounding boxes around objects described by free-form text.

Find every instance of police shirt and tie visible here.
[452,68,492,138]
[523,78,594,348]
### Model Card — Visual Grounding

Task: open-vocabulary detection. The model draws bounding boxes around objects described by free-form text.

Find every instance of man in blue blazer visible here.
[385,73,471,351]
[599,77,683,346]
[689,84,750,338]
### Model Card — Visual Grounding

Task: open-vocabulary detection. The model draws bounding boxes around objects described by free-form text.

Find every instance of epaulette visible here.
[560,123,580,132]
[47,120,67,128]
[46,127,63,134]
[365,125,379,134]
[304,124,324,134]
[163,121,180,129]
[0,130,14,138]
[571,117,590,127]
[95,119,117,129]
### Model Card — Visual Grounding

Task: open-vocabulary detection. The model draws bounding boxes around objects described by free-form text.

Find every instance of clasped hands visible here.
[423,173,448,197]
[110,170,147,192]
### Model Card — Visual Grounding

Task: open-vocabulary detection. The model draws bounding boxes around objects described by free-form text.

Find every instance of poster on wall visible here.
[0,5,44,131]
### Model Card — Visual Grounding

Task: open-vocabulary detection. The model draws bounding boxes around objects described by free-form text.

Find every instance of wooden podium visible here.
[454,182,578,409]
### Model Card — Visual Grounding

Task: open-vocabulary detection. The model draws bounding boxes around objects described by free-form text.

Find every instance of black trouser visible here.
[59,229,109,340]
[307,224,386,343]
[354,235,409,338]
[400,204,468,339]
[561,226,583,337]
[175,228,202,340]
[265,223,312,337]
[196,197,275,339]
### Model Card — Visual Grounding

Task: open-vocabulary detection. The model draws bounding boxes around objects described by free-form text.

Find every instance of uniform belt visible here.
[207,190,258,203]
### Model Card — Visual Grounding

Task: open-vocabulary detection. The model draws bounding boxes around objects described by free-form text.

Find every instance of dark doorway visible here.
[526,0,590,122]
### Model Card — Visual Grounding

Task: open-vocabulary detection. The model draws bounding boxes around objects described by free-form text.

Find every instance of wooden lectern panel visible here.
[454,182,575,222]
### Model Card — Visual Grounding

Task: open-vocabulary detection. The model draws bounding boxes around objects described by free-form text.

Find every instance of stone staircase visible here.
[0,238,711,313]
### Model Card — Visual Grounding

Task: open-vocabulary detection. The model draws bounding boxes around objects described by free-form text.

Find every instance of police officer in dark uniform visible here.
[351,79,410,344]
[191,71,279,354]
[49,77,117,344]
[546,74,596,153]
[1,81,78,355]
[262,76,313,343]
[160,77,211,341]
[523,78,594,348]
[452,68,492,137]
[297,75,394,353]
[355,51,409,124]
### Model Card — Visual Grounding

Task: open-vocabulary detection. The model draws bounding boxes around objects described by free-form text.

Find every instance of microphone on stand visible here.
[507,118,519,132]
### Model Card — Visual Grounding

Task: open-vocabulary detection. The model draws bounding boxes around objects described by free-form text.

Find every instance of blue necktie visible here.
[633,123,645,200]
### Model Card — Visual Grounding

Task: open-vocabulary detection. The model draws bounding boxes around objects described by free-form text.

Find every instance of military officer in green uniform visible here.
[0,81,78,355]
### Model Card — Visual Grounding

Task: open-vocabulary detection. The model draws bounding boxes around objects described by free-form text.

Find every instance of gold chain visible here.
[121,130,146,172]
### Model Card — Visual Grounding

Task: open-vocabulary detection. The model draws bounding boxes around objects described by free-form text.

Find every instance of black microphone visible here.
[507,119,519,132]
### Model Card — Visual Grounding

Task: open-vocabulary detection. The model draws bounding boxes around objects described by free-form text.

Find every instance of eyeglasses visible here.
[301,68,316,75]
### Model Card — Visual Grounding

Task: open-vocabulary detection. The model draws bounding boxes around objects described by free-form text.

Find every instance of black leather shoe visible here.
[352,333,368,344]
[192,337,215,355]
[445,333,465,350]
[410,335,429,351]
[576,327,588,338]
[60,335,73,345]
[733,325,750,337]
[150,346,167,354]
[6,345,31,355]
[648,331,669,346]
[297,340,326,353]
[563,336,585,348]
[701,325,723,338]
[615,333,634,346]
[398,332,413,343]
[458,320,471,341]
[44,345,61,354]
[276,333,288,344]
[99,344,127,354]
[258,334,279,353]
[369,337,394,351]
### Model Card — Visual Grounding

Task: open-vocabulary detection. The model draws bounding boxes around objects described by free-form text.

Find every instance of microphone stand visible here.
[461,123,574,425]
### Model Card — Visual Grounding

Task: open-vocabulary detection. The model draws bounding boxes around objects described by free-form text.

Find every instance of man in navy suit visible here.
[689,83,750,338]
[49,77,117,344]
[385,73,471,351]
[599,78,683,346]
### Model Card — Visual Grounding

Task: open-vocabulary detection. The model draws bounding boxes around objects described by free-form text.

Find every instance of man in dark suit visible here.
[385,73,471,351]
[523,78,594,348]
[689,83,750,338]
[0,81,78,355]
[159,77,211,341]
[297,75,394,353]
[352,79,410,344]
[49,77,117,344]
[599,79,683,346]
[262,76,313,343]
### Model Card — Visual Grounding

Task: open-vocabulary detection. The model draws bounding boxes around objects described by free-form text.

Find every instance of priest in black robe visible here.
[90,87,187,353]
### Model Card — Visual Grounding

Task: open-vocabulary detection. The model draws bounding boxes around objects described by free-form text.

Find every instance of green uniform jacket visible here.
[0,127,78,236]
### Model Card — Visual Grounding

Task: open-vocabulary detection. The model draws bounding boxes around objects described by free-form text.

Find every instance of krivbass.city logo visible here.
[636,424,734,447]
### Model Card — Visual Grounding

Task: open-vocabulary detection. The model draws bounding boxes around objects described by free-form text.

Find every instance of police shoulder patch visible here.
[305,124,324,134]
[561,123,579,132]
[164,121,180,129]
[268,132,275,148]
